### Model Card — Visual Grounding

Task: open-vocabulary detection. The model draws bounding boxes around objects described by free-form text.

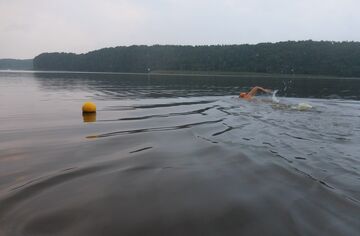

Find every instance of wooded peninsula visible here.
[32,41,360,77]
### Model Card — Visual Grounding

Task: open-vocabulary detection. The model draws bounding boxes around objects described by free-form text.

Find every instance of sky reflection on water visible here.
[0,71,359,236]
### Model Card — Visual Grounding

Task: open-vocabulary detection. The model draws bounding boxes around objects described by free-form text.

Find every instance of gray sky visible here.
[1,0,359,59]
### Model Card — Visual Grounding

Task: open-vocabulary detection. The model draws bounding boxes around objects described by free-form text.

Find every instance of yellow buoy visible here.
[82,102,96,113]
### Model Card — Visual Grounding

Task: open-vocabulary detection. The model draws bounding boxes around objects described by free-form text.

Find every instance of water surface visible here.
[0,71,359,236]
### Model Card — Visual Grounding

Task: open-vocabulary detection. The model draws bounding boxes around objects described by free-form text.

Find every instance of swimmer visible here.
[239,86,273,100]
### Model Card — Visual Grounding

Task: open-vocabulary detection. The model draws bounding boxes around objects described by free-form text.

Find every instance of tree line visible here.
[33,41,360,77]
[0,59,33,70]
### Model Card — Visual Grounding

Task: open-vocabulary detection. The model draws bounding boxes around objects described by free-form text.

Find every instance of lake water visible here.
[0,71,359,236]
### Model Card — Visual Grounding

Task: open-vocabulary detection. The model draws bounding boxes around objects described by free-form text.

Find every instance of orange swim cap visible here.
[240,93,247,98]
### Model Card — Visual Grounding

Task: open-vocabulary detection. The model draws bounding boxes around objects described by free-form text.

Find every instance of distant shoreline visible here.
[1,69,360,80]
[33,42,360,78]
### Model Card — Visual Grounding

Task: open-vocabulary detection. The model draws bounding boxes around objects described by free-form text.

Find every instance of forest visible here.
[0,59,33,70]
[33,41,360,77]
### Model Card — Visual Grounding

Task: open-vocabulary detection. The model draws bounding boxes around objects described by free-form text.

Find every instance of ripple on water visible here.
[0,94,360,235]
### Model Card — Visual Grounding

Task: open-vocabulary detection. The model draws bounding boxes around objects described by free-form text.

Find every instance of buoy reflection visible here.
[83,112,96,123]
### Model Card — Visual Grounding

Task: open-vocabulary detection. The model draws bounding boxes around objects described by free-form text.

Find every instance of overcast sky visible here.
[0,0,359,59]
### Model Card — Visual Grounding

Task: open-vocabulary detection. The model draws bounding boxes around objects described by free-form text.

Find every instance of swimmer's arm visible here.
[247,86,272,96]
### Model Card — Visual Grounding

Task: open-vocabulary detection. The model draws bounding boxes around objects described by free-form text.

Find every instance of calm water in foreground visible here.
[0,71,359,236]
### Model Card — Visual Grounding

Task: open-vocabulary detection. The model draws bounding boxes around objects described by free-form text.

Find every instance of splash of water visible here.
[293,103,313,111]
[272,90,280,103]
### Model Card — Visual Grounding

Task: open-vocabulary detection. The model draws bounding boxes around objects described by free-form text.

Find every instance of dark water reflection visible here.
[33,72,360,100]
[0,71,359,236]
